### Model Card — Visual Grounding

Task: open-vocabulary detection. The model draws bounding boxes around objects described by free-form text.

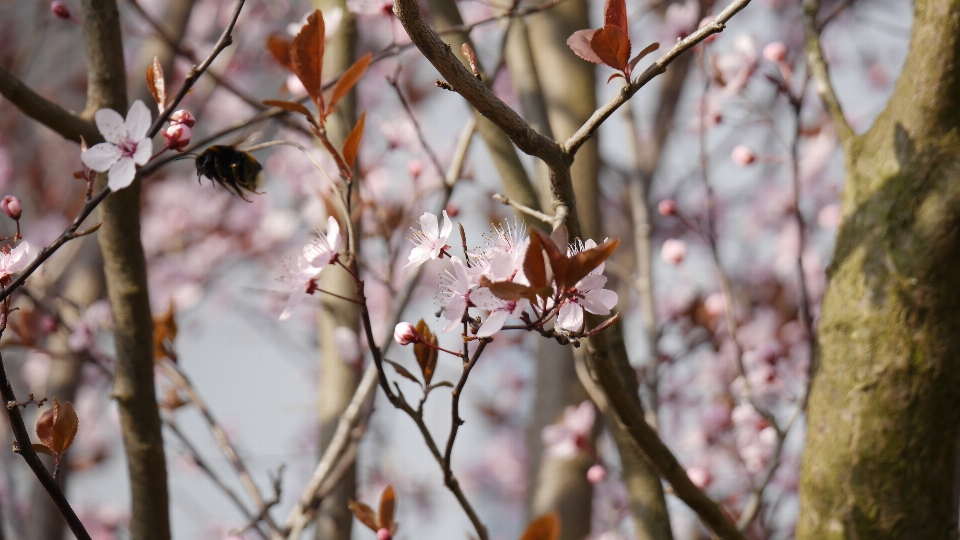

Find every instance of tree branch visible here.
[803,0,854,143]
[0,66,101,143]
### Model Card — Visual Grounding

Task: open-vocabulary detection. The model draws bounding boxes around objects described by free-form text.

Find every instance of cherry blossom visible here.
[471,288,529,337]
[556,239,618,332]
[0,242,30,284]
[542,400,595,458]
[278,255,323,321]
[1,195,21,220]
[394,322,419,345]
[439,256,473,332]
[661,238,687,265]
[80,100,154,191]
[404,210,452,270]
[303,216,341,268]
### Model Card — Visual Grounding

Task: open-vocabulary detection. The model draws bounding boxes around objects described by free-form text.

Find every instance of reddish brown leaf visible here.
[523,229,547,291]
[262,99,317,125]
[35,405,55,450]
[413,319,438,386]
[603,0,628,30]
[342,111,366,169]
[379,484,396,531]
[290,10,325,106]
[383,358,421,386]
[607,73,625,83]
[486,281,536,302]
[628,42,660,72]
[52,401,78,454]
[564,238,620,290]
[32,443,54,456]
[146,57,166,109]
[519,512,561,540]
[266,34,292,70]
[590,25,631,72]
[153,301,177,362]
[585,312,620,336]
[348,500,379,531]
[567,29,604,65]
[328,53,372,117]
[531,228,569,292]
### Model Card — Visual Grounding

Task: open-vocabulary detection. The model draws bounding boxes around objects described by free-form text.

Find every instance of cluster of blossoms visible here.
[396,212,619,341]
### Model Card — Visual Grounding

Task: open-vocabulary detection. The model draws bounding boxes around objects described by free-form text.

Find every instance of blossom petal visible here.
[280,287,307,320]
[325,216,341,251]
[81,143,122,172]
[404,246,433,270]
[439,210,453,241]
[557,302,584,331]
[418,212,439,238]
[94,107,127,144]
[132,138,153,166]
[125,100,153,140]
[581,289,618,315]
[578,274,607,291]
[107,158,136,191]
[477,309,509,337]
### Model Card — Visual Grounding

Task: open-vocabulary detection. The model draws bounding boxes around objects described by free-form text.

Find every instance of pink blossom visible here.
[407,159,423,179]
[554,239,618,332]
[404,211,452,270]
[731,145,756,166]
[394,322,419,345]
[587,464,607,484]
[278,255,322,321]
[303,216,341,268]
[0,242,30,283]
[439,256,472,332]
[471,287,529,337]
[81,100,154,191]
[763,41,788,63]
[168,109,195,127]
[542,400,595,458]
[377,528,391,540]
[163,124,191,152]
[658,199,677,216]
[1,195,21,220]
[703,292,726,318]
[661,238,687,265]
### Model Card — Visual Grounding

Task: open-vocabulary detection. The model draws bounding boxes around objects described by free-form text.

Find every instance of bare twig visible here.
[492,193,554,224]
[803,0,854,143]
[387,71,446,178]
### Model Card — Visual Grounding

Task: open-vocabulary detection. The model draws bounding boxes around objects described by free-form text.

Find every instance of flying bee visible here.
[194,144,264,202]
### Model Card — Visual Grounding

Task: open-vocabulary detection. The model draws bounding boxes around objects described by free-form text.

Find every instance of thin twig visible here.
[387,71,446,179]
[442,339,488,478]
[803,0,854,143]
[492,193,554,224]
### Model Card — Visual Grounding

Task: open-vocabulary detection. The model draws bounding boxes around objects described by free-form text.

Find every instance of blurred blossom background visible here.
[0,0,912,537]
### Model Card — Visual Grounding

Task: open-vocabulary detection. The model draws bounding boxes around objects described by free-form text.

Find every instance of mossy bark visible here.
[798,0,960,537]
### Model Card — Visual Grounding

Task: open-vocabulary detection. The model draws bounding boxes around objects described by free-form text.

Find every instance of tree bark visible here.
[314,2,360,538]
[79,0,170,538]
[798,0,960,537]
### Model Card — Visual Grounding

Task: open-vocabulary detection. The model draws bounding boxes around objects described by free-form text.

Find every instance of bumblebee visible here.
[195,145,264,202]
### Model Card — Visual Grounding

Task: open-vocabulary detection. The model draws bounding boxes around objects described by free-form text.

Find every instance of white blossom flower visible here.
[303,216,341,268]
[470,288,529,337]
[404,210,452,271]
[556,239,618,332]
[542,401,595,458]
[279,255,323,321]
[0,241,29,283]
[81,100,154,191]
[439,256,473,332]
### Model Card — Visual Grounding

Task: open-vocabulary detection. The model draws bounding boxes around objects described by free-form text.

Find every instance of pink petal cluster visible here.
[279,216,342,320]
[404,211,453,270]
[81,100,154,191]
[0,242,30,284]
[555,239,618,332]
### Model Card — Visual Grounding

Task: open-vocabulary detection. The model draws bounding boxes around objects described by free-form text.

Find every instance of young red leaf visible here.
[379,484,396,531]
[523,229,547,290]
[290,10,325,107]
[531,228,569,291]
[266,34,293,70]
[52,401,78,454]
[628,42,660,73]
[348,500,380,531]
[383,358,422,386]
[485,280,536,302]
[519,511,561,540]
[35,405,55,450]
[328,53,372,117]
[342,111,366,169]
[32,443,54,456]
[262,99,317,125]
[146,57,166,110]
[567,29,604,65]
[590,25,631,72]
[603,0,628,31]
[564,238,620,291]
[413,319,438,386]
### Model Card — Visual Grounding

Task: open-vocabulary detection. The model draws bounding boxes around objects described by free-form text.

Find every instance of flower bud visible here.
[658,199,677,217]
[587,464,607,484]
[394,322,419,346]
[376,528,391,540]
[50,0,71,19]
[407,159,423,179]
[1,196,22,220]
[164,124,192,152]
[731,145,756,166]
[763,42,788,64]
[169,109,196,127]
[661,239,687,265]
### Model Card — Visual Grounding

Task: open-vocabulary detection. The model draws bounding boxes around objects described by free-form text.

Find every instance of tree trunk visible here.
[798,0,960,537]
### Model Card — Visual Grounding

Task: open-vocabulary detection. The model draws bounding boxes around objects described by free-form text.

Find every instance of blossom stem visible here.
[315,287,363,305]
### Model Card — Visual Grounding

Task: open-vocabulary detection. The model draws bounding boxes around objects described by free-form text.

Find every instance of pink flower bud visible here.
[763,42,788,64]
[1,196,22,220]
[407,159,423,179]
[661,239,687,265]
[587,464,607,484]
[377,528,391,540]
[731,145,756,166]
[394,322,419,346]
[169,109,196,127]
[703,292,726,318]
[50,0,71,19]
[445,203,460,218]
[164,124,192,152]
[658,199,677,217]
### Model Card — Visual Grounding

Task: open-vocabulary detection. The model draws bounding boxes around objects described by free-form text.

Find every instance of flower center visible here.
[119,139,138,158]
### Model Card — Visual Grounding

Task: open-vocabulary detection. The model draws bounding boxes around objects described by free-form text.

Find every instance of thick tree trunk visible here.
[798,0,960,537]
[313,2,360,538]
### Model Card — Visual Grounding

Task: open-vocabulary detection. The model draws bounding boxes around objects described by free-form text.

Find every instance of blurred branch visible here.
[160,360,283,536]
[0,345,92,540]
[0,66,101,143]
[803,0,854,143]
